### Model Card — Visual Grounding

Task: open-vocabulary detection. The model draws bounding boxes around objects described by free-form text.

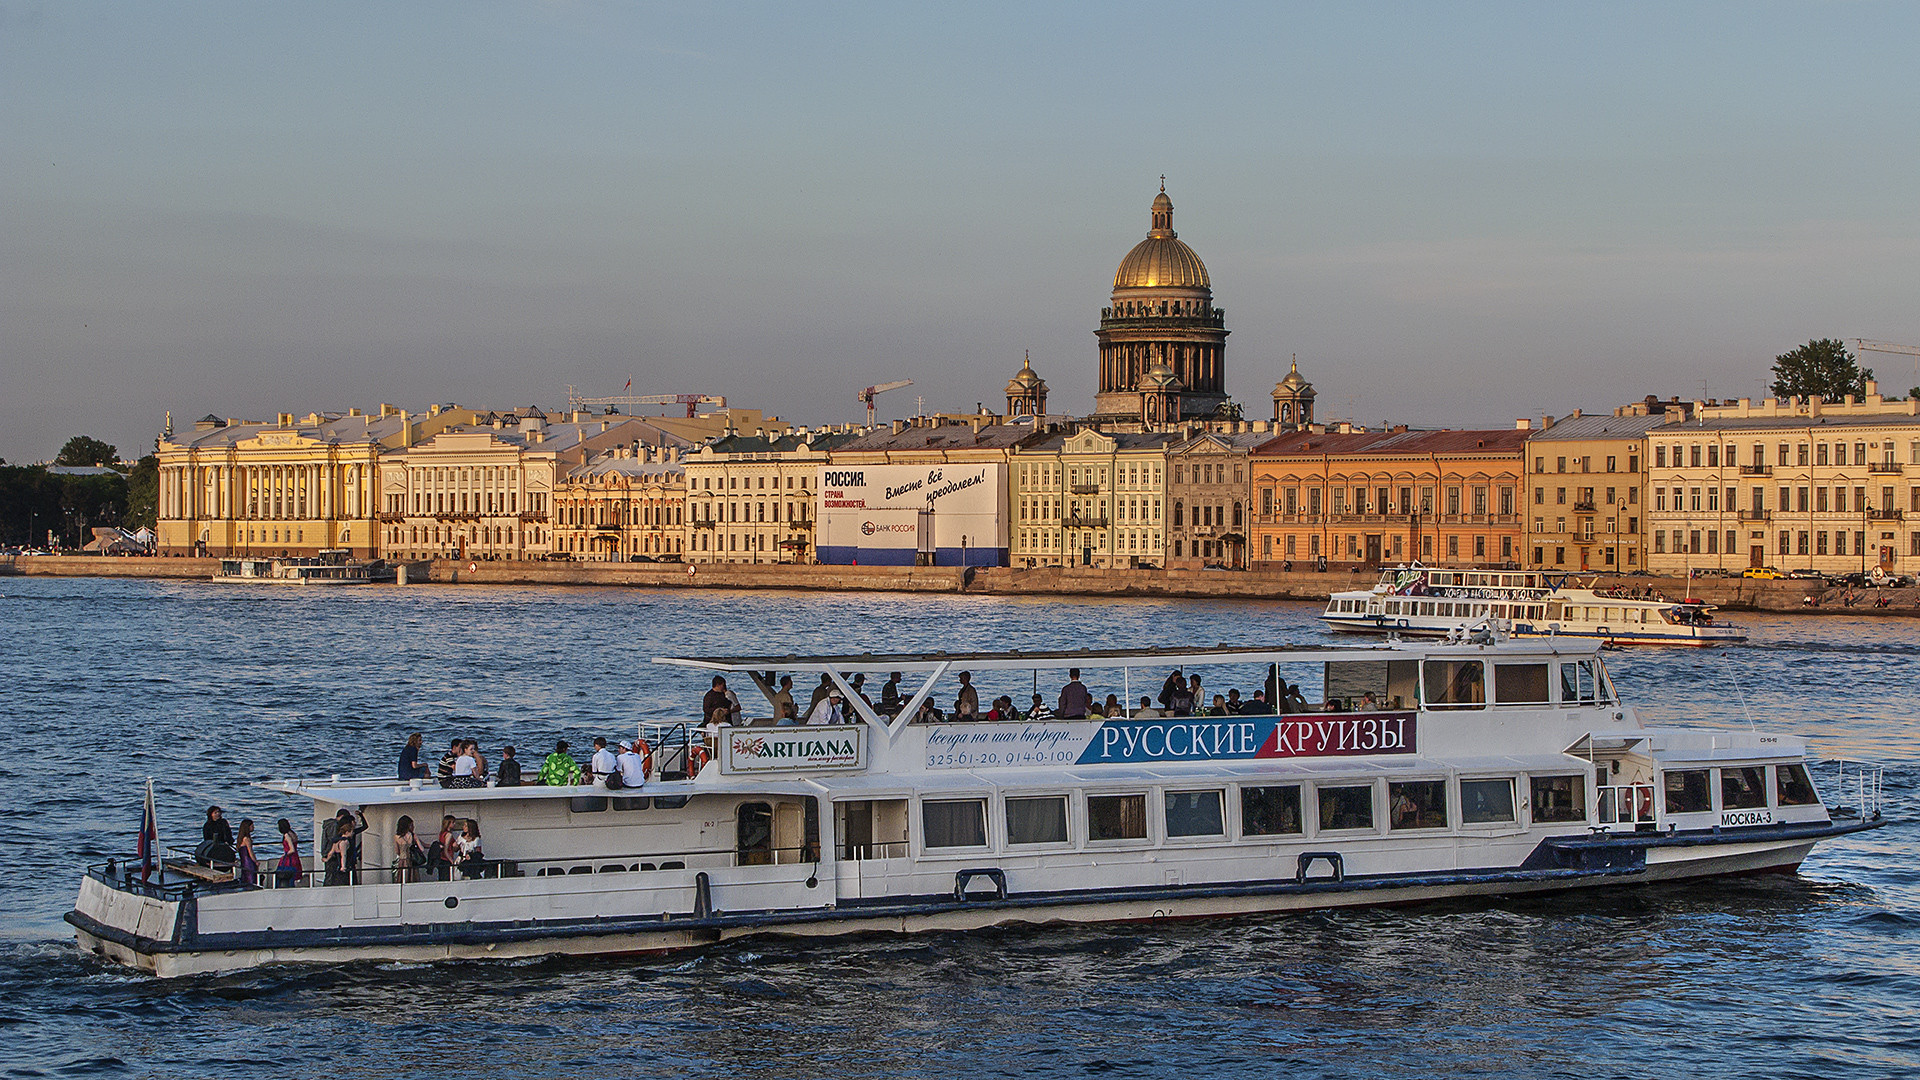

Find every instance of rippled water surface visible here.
[0,578,1914,1078]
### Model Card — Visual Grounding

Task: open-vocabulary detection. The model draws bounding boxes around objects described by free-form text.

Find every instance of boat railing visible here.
[1817,759,1886,821]
[838,841,910,861]
[93,841,821,894]
[1595,783,1656,828]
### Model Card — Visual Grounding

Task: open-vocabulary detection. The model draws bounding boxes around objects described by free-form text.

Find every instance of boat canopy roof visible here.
[652,638,1603,674]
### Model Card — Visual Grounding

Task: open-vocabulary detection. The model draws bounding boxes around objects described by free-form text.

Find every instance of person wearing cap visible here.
[807,689,845,725]
[615,740,649,788]
[953,671,979,721]
[538,739,582,786]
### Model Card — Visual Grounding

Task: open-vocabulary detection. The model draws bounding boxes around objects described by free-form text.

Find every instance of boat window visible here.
[1165,790,1225,838]
[1388,780,1448,830]
[1317,785,1375,831]
[1559,660,1601,705]
[653,795,691,810]
[611,796,651,811]
[1492,663,1549,705]
[1005,796,1068,846]
[737,802,773,865]
[1720,767,1768,810]
[1662,770,1712,814]
[1240,785,1303,836]
[1530,775,1587,823]
[1423,660,1485,710]
[1086,794,1148,841]
[1460,778,1517,823]
[1776,764,1820,807]
[921,799,989,849]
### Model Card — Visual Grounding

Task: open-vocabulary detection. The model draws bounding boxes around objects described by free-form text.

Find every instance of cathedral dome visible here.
[1113,185,1210,290]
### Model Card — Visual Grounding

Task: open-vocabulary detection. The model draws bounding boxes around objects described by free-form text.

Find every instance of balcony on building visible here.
[1069,483,1102,495]
[1867,508,1905,521]
[1868,461,1904,474]
[1737,509,1771,522]
[1739,464,1772,476]
[1064,514,1110,528]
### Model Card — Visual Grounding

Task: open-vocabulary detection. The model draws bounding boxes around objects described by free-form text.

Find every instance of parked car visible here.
[1826,572,1868,588]
[1741,567,1783,579]
[1786,568,1825,580]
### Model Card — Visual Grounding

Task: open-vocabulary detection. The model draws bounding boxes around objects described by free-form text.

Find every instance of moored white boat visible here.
[212,549,392,585]
[70,634,1873,976]
[1322,566,1746,646]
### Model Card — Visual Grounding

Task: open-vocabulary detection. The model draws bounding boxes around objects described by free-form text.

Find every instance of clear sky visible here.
[4,1,1919,462]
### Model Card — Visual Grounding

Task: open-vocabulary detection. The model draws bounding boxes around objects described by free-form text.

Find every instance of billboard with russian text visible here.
[816,463,1007,566]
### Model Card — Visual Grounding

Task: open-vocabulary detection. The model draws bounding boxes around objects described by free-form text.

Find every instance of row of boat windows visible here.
[1415,659,1607,708]
[918,774,1587,852]
[1333,598,1565,622]
[1667,764,1819,813]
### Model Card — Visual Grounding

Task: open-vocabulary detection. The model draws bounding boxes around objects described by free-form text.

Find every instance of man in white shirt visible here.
[589,737,618,783]
[1132,696,1164,718]
[807,690,845,725]
[615,741,648,788]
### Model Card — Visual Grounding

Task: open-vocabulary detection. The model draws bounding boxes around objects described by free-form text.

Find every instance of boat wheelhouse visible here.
[70,636,1874,976]
[1322,566,1746,646]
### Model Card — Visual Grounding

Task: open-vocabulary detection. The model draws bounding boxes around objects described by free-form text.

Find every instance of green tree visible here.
[124,454,160,530]
[1769,339,1873,401]
[54,435,120,468]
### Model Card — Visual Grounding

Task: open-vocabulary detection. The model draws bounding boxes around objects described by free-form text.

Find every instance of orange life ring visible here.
[688,742,710,773]
[467,562,478,572]
[633,736,652,776]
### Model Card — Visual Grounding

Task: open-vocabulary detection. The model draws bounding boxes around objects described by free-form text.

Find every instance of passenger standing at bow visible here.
[953,671,979,721]
[702,677,738,728]
[1057,669,1091,719]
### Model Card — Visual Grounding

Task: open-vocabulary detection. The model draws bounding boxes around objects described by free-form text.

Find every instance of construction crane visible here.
[1851,340,1920,396]
[856,380,913,427]
[566,386,726,417]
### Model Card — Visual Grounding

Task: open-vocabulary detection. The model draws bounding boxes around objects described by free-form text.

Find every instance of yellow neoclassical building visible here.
[155,405,476,557]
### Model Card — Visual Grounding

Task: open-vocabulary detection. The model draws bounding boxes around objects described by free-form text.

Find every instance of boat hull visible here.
[69,823,1861,977]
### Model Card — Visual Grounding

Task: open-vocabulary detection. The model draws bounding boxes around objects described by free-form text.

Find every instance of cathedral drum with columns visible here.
[1093,184,1229,423]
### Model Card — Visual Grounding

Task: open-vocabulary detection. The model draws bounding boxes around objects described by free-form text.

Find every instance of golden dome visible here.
[1275,358,1313,396]
[1140,360,1185,391]
[1113,184,1210,290]
[1006,352,1047,394]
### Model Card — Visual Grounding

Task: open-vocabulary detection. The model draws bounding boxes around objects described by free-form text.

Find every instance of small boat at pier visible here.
[213,549,392,585]
[70,633,1873,976]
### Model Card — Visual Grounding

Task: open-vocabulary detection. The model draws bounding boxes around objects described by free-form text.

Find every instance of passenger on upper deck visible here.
[1057,669,1092,718]
[987,696,1016,722]
[850,673,874,711]
[1240,690,1273,715]
[775,701,800,725]
[879,672,904,714]
[1360,692,1380,711]
[1026,694,1054,721]
[1134,696,1162,718]
[538,740,582,786]
[1102,693,1123,719]
[496,745,522,787]
[954,671,979,720]
[808,690,846,725]
[1225,689,1244,714]
[397,733,428,782]
[1204,694,1229,716]
[436,737,461,788]
[1158,670,1184,710]
[449,741,483,789]
[1166,677,1196,717]
[616,741,649,788]
[912,698,944,724]
[702,677,738,728]
[807,675,834,716]
[769,675,796,721]
[589,737,618,783]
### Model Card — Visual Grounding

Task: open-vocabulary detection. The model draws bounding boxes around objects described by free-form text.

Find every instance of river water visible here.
[0,577,1914,1078]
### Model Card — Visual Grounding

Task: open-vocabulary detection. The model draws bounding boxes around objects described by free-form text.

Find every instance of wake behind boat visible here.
[70,633,1873,976]
[1322,565,1747,647]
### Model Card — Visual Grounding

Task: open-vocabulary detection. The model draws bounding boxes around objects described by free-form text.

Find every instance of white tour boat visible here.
[70,634,1875,976]
[1322,566,1746,647]
[213,549,392,585]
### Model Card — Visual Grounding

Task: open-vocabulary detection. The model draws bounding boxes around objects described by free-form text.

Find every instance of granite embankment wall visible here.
[11,554,1916,614]
[12,555,221,579]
